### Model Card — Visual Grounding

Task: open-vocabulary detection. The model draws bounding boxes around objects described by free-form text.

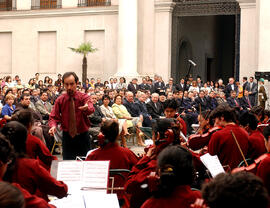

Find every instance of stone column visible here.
[257,0,270,72]
[62,0,77,8]
[115,0,139,77]
[16,0,31,10]
[237,0,257,79]
[154,0,175,82]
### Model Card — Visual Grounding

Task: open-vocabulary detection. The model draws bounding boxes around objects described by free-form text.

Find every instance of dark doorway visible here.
[174,15,236,83]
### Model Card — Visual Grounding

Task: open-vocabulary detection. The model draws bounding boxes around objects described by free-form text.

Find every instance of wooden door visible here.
[0,0,12,10]
[40,0,57,8]
[87,0,106,6]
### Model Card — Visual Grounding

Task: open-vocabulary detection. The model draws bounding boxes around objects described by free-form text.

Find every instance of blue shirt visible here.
[1,104,15,117]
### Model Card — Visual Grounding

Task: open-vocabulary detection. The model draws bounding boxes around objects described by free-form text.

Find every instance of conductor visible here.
[49,72,94,159]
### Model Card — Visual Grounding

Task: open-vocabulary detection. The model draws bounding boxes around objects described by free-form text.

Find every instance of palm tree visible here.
[69,42,97,85]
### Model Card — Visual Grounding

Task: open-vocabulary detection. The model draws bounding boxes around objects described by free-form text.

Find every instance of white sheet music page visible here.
[82,161,110,191]
[200,153,225,178]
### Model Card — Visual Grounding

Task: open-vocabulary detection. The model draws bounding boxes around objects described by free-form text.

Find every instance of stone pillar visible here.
[62,0,77,8]
[257,0,270,72]
[16,0,31,10]
[115,0,139,78]
[137,0,155,76]
[237,0,257,80]
[154,0,175,82]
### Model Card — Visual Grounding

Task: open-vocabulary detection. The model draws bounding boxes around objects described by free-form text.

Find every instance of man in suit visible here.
[227,90,241,109]
[35,90,52,121]
[135,92,152,127]
[88,93,105,148]
[147,79,155,94]
[165,78,176,92]
[194,90,209,112]
[94,78,104,88]
[154,76,166,94]
[242,77,248,91]
[176,78,185,92]
[146,93,164,120]
[246,76,258,107]
[225,77,238,98]
[128,78,140,94]
[139,77,150,91]
[240,90,252,111]
[123,91,143,120]
[207,91,218,110]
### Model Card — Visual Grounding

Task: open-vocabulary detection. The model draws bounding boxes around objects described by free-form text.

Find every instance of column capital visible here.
[155,1,176,13]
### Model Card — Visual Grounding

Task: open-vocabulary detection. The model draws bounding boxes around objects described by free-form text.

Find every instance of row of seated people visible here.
[0,96,270,207]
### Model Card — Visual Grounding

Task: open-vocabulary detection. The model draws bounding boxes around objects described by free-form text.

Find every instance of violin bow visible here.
[231,130,249,167]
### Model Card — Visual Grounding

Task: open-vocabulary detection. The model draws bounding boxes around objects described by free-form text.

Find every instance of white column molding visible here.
[115,0,139,77]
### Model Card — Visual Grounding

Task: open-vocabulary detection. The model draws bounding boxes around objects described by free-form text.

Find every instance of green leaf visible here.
[68,42,98,56]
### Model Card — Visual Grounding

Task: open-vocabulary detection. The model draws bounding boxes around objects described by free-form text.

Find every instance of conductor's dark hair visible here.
[163,99,178,110]
[62,72,79,84]
[210,104,237,123]
[101,120,119,143]
[202,172,268,208]
[0,181,25,208]
[154,145,194,198]
[239,111,258,130]
[0,134,14,164]
[11,109,34,129]
[1,121,28,157]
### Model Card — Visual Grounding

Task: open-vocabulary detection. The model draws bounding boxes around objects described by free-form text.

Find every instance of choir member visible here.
[12,109,57,171]
[239,111,267,160]
[125,118,180,208]
[0,134,56,208]
[200,172,268,208]
[208,105,249,169]
[86,120,138,206]
[1,121,68,201]
[141,145,201,208]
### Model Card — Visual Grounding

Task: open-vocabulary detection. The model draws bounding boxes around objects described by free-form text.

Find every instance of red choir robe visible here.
[188,126,222,151]
[256,154,270,194]
[141,185,201,208]
[86,143,138,200]
[11,158,68,201]
[208,124,249,169]
[247,130,267,160]
[125,155,157,208]
[12,183,56,208]
[26,134,57,171]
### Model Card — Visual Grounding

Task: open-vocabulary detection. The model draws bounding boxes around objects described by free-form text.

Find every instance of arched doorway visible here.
[171,0,240,83]
[176,38,193,83]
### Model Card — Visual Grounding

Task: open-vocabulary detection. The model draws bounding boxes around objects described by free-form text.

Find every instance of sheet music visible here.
[200,153,225,178]
[56,161,110,193]
[50,193,120,208]
[82,161,109,189]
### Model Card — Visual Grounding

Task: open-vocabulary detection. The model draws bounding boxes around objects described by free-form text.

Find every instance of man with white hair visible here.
[135,92,152,127]
[146,93,164,120]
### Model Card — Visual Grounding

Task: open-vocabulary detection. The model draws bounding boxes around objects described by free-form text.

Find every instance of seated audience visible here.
[1,94,15,121]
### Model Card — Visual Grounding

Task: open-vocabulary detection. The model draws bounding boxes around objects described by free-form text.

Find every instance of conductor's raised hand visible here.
[78,104,88,111]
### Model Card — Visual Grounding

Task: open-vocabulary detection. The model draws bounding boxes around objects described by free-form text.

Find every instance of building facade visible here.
[0,0,269,84]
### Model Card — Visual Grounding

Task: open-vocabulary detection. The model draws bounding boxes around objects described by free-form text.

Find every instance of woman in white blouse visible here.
[100,95,130,147]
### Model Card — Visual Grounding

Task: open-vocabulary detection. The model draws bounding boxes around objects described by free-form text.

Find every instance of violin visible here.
[232,153,269,174]
[188,126,223,151]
